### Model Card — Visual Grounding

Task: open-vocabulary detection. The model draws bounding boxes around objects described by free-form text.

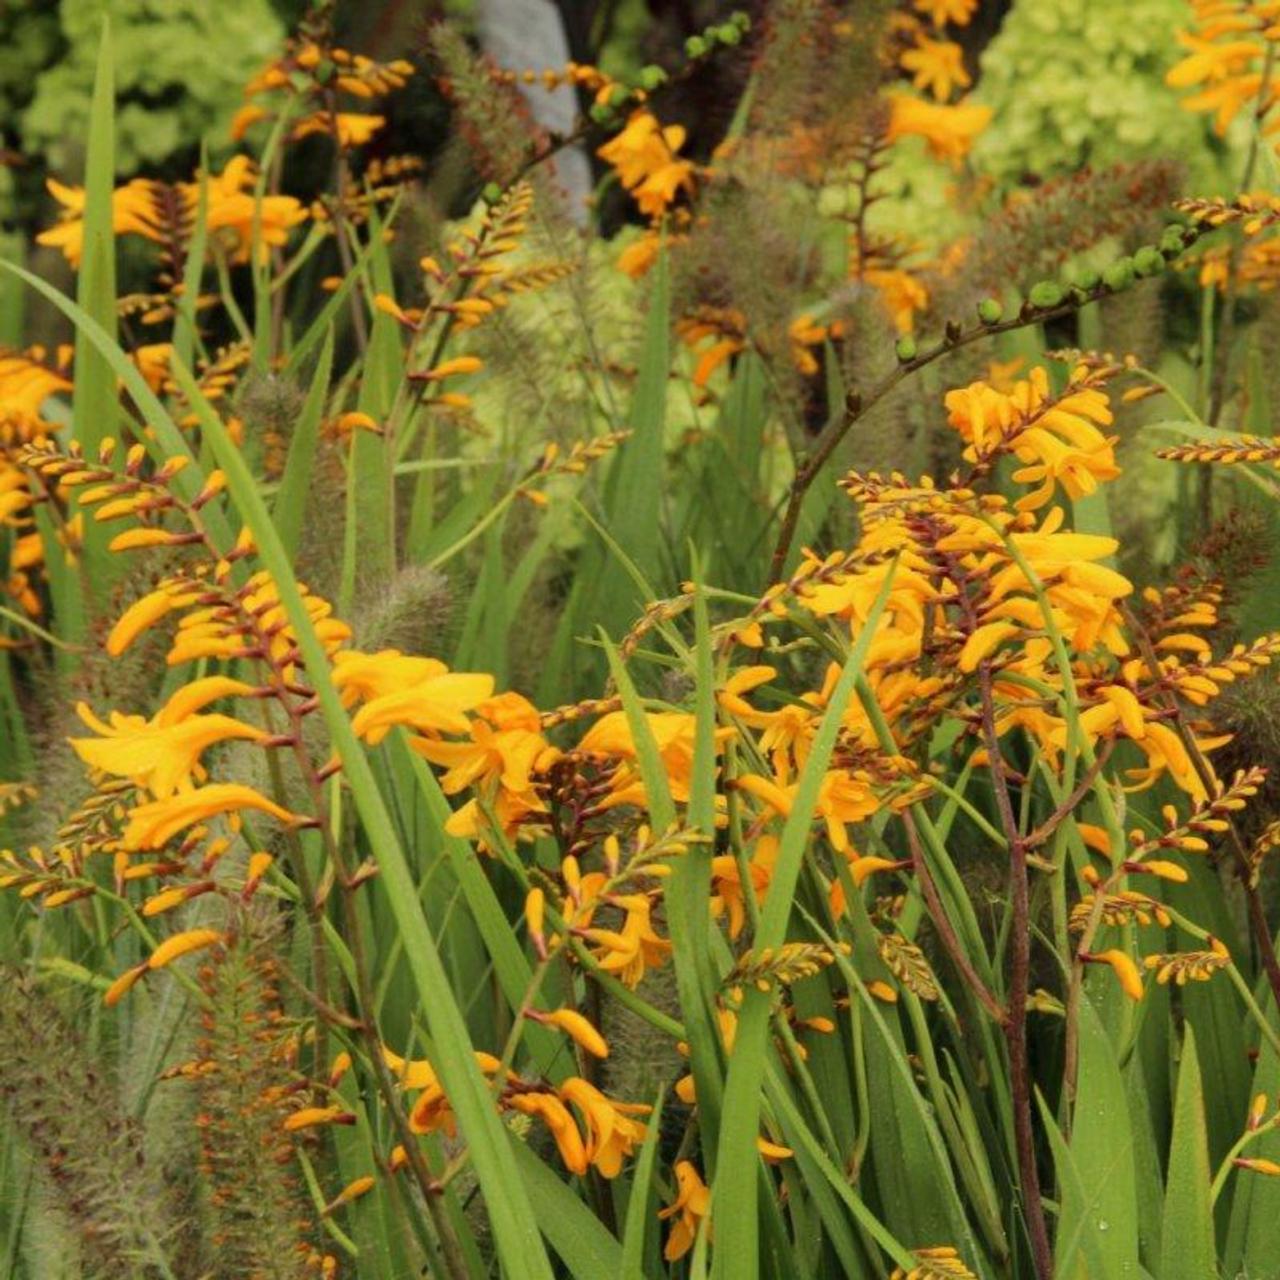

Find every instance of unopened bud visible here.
[977,297,1003,324]
[1028,280,1065,310]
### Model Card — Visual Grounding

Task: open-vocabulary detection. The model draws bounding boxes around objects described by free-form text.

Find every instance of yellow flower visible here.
[107,582,203,657]
[863,267,929,334]
[598,111,695,218]
[913,0,977,26]
[1124,720,1215,802]
[887,94,992,164]
[292,111,386,148]
[659,1160,711,1261]
[122,783,305,850]
[69,677,267,798]
[1166,28,1270,135]
[333,648,493,743]
[617,229,663,278]
[507,1090,589,1175]
[559,1076,649,1177]
[282,1105,355,1132]
[736,769,880,854]
[148,927,224,969]
[0,348,72,429]
[539,1009,609,1059]
[1085,948,1145,1001]
[413,692,559,839]
[582,893,671,987]
[36,177,167,267]
[944,364,1118,511]
[579,710,723,806]
[899,38,971,102]
[201,156,308,263]
[710,835,778,939]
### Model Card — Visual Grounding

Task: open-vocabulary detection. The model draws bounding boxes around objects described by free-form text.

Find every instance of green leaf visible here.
[591,248,671,638]
[510,1138,623,1279]
[621,1088,665,1278]
[67,17,119,625]
[1161,1025,1216,1280]
[1058,996,1139,1279]
[273,325,333,562]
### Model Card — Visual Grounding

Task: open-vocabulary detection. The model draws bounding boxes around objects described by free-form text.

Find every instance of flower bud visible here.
[895,336,917,362]
[685,35,708,57]
[1133,245,1165,277]
[1103,259,1135,291]
[977,297,1003,324]
[639,65,668,91]
[481,181,503,206]
[1028,280,1064,309]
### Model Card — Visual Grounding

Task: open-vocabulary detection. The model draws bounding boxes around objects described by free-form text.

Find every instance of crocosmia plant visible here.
[5,3,1280,1278]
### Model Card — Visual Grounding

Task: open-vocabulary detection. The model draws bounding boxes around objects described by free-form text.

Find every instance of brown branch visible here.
[902,811,1006,1025]
[1023,743,1114,852]
[978,662,1053,1280]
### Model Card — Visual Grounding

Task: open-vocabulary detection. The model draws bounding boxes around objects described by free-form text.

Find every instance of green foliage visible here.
[9,3,1280,1279]
[20,0,281,179]
[972,0,1236,191]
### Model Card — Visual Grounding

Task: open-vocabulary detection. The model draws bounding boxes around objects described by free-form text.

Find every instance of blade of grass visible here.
[274,324,334,561]
[620,1088,665,1279]
[69,17,119,607]
[1161,1025,1215,1280]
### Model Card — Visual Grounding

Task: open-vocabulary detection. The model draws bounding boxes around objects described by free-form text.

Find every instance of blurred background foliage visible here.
[0,0,1248,239]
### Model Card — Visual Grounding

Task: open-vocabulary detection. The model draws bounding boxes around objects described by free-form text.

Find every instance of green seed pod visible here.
[717,24,742,45]
[1133,245,1165,277]
[639,64,668,91]
[977,297,1003,324]
[589,102,615,125]
[685,35,708,57]
[481,181,503,206]
[895,336,918,363]
[1028,280,1065,310]
[731,10,751,30]
[1102,258,1135,291]
[1073,267,1100,292]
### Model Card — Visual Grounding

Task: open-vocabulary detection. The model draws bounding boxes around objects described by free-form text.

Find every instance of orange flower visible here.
[886,94,991,164]
[660,1161,711,1261]
[598,111,695,218]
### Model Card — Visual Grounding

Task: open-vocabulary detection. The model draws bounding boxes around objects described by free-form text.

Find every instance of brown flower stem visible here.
[1022,743,1113,851]
[978,662,1053,1280]
[901,811,1006,1025]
